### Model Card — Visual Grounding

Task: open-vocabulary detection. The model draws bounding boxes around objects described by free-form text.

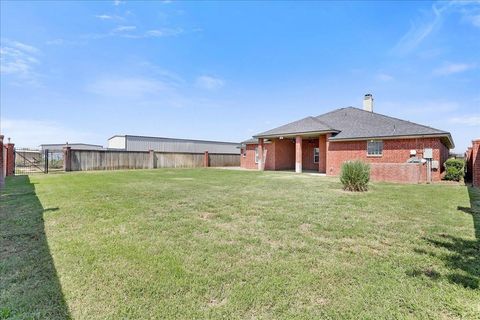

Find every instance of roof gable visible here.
[254,116,335,137]
[317,107,449,141]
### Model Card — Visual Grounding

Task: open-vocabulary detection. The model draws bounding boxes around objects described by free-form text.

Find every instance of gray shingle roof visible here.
[319,107,449,138]
[254,107,454,148]
[254,116,335,137]
[241,138,259,145]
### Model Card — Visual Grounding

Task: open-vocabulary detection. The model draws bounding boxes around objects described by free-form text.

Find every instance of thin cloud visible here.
[195,75,225,90]
[86,76,170,98]
[468,14,480,27]
[84,26,184,40]
[450,115,480,126]
[459,2,480,28]
[45,38,86,46]
[113,25,137,33]
[145,28,184,37]
[384,100,459,116]
[392,1,480,55]
[96,14,114,20]
[1,118,98,148]
[433,63,476,75]
[392,3,448,55]
[376,73,394,82]
[113,0,125,6]
[7,40,39,54]
[95,13,125,21]
[0,39,40,82]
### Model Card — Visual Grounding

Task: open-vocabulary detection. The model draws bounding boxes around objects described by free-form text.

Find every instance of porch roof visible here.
[253,116,337,138]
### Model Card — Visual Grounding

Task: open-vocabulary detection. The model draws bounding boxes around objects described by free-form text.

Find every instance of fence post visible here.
[5,141,15,176]
[0,135,4,187]
[204,151,209,167]
[149,150,156,169]
[63,146,72,172]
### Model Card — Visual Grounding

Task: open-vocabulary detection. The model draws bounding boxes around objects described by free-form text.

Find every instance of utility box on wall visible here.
[423,148,433,159]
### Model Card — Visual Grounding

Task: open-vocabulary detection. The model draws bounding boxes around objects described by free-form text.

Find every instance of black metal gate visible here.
[14,149,64,175]
[45,149,64,173]
[14,148,45,174]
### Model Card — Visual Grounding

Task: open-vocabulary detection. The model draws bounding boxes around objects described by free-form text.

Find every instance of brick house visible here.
[240,94,454,182]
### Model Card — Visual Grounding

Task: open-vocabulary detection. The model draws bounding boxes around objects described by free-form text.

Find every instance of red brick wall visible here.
[465,147,473,182]
[273,138,295,170]
[370,163,423,183]
[240,144,257,169]
[302,139,319,171]
[318,135,327,173]
[0,135,4,185]
[240,143,276,170]
[5,143,15,176]
[264,143,275,170]
[326,138,448,182]
[472,139,480,187]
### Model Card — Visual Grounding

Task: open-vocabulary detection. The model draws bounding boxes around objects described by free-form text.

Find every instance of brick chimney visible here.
[363,94,373,112]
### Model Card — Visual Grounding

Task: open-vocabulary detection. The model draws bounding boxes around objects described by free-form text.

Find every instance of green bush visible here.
[340,160,370,191]
[443,158,464,181]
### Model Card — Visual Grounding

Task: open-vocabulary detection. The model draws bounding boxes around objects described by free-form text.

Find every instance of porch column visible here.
[325,133,331,175]
[295,136,302,173]
[258,138,264,170]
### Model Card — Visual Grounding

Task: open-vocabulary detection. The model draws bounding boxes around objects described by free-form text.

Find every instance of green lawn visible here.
[1,169,479,319]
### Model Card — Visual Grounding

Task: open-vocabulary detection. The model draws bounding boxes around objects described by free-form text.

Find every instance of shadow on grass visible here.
[0,176,70,319]
[413,186,480,290]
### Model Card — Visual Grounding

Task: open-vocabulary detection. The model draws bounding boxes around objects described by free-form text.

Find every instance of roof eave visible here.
[253,130,338,139]
[329,133,455,149]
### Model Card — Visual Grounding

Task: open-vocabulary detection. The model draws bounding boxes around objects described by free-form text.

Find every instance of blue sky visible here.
[1,0,479,152]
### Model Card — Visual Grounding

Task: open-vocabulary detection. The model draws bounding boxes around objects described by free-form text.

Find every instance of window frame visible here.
[254,146,259,164]
[242,147,246,158]
[313,147,320,163]
[367,140,383,156]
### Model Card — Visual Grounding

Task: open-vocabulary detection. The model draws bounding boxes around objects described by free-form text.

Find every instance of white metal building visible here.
[107,135,240,154]
[40,143,104,151]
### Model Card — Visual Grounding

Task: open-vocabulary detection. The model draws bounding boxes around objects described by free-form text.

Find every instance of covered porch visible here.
[257,133,330,173]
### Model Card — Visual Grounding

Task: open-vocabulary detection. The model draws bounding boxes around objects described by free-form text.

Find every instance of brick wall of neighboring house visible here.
[465,147,473,182]
[326,137,449,182]
[472,139,480,187]
[0,135,4,187]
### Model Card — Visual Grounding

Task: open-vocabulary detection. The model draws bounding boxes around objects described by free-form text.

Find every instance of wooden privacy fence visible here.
[68,148,240,171]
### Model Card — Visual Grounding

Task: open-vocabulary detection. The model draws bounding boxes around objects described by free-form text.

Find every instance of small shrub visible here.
[443,158,464,181]
[340,160,370,191]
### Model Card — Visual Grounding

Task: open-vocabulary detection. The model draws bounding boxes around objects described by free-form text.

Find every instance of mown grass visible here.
[1,169,479,319]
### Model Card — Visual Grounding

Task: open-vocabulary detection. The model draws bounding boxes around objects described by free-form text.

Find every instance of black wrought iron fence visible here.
[45,150,64,173]
[14,149,65,174]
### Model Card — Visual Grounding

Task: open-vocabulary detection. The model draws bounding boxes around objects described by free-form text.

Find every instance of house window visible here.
[242,147,246,157]
[255,147,259,163]
[367,140,383,156]
[314,147,319,163]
